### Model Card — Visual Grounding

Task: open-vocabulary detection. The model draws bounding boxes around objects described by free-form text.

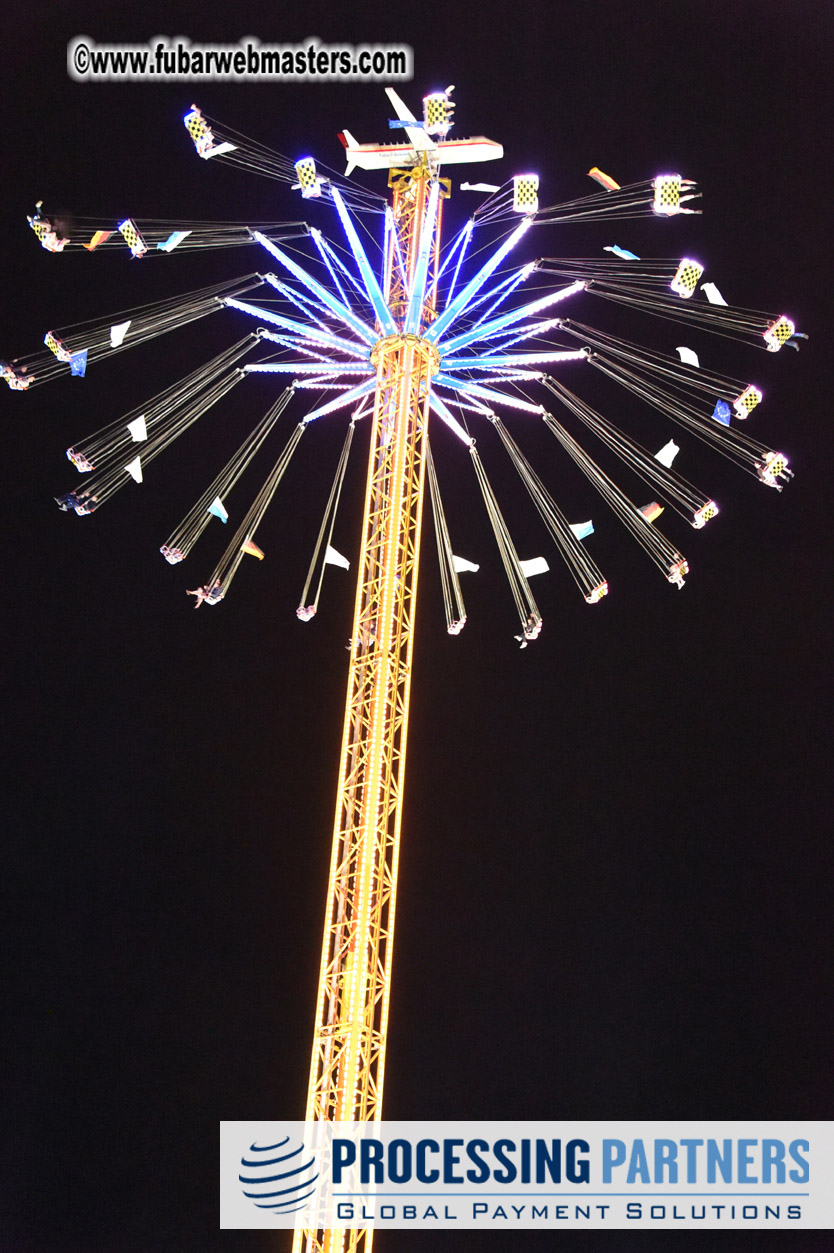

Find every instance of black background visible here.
[3,2,832,1250]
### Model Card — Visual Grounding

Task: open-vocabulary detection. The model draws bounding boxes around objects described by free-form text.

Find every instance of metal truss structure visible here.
[296,167,442,1253]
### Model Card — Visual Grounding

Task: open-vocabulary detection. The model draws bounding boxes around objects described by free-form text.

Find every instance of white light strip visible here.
[315,231,370,305]
[245,362,374,374]
[382,208,392,295]
[433,374,541,413]
[310,227,352,309]
[428,392,474,446]
[440,219,473,309]
[440,280,585,354]
[294,379,361,390]
[257,332,332,362]
[425,218,534,344]
[461,368,545,382]
[262,273,333,324]
[404,182,441,336]
[329,188,397,336]
[228,299,368,358]
[253,231,377,345]
[479,318,570,354]
[443,349,588,368]
[302,377,377,422]
[469,262,537,326]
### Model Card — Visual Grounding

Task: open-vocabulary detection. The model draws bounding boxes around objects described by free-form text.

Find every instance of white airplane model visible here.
[339,87,503,176]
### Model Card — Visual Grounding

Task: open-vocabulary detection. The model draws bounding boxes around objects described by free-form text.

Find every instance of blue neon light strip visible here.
[433,373,542,413]
[480,317,569,353]
[425,218,533,345]
[454,368,545,383]
[441,396,494,415]
[468,265,533,327]
[404,182,440,335]
[315,233,370,305]
[294,379,364,389]
[253,231,377,346]
[257,332,332,363]
[329,188,397,336]
[426,218,472,308]
[310,228,352,309]
[245,362,373,374]
[436,219,474,284]
[302,377,377,422]
[428,392,474,445]
[225,298,368,359]
[382,208,392,297]
[261,271,366,342]
[262,274,333,324]
[439,281,585,355]
[442,219,474,309]
[443,350,587,369]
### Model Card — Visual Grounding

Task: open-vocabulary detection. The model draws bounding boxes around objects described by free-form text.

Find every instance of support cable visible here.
[541,407,689,588]
[487,413,609,602]
[468,442,542,642]
[193,422,307,605]
[425,436,467,634]
[297,417,357,620]
[540,377,718,529]
[160,386,295,563]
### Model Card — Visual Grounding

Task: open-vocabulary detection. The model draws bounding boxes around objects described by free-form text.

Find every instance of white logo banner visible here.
[220,1120,833,1230]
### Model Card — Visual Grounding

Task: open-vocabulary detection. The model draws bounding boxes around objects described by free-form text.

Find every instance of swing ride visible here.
[4,84,801,1253]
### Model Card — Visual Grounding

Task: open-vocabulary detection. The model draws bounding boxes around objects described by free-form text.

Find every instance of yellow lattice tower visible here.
[294,166,443,1253]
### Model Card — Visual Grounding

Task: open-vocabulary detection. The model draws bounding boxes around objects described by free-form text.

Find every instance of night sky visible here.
[3,3,832,1251]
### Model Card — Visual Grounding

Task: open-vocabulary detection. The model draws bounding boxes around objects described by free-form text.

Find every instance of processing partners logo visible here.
[238,1133,319,1216]
[221,1121,833,1230]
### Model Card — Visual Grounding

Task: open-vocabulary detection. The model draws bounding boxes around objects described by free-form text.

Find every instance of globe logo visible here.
[239,1134,319,1214]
